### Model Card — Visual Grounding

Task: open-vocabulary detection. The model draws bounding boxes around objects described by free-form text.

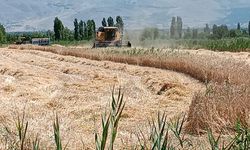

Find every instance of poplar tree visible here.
[116,16,124,34]
[176,16,182,38]
[107,16,114,26]
[204,24,210,33]
[248,21,250,36]
[237,22,241,30]
[102,18,107,27]
[170,17,176,38]
[83,22,87,39]
[0,24,6,43]
[79,20,84,40]
[74,18,79,40]
[54,17,64,40]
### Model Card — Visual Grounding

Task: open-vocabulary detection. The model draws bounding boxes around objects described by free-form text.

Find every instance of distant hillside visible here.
[0,0,250,31]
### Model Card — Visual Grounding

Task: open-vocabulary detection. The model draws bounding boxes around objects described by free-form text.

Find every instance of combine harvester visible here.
[93,26,131,48]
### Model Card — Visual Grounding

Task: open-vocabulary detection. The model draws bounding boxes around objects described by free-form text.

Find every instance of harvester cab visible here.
[93,27,131,48]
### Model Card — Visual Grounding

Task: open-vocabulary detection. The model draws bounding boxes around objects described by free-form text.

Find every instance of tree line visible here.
[2,16,250,45]
[53,16,124,42]
[101,16,124,33]
[53,17,96,41]
[140,17,250,41]
[0,15,124,45]
[182,21,250,39]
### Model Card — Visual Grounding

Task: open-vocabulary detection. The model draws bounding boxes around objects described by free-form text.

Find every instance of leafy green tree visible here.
[6,33,18,43]
[107,16,114,27]
[102,18,107,27]
[74,18,79,40]
[170,17,176,38]
[229,29,237,38]
[91,20,96,36]
[116,16,124,34]
[218,25,229,38]
[79,20,84,40]
[86,20,96,40]
[63,27,74,40]
[54,17,64,40]
[212,24,229,39]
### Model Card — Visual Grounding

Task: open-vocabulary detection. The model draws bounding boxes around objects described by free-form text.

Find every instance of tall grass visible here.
[186,83,250,134]
[95,87,125,150]
[53,114,63,150]
[136,112,171,149]
[32,134,40,150]
[136,113,192,149]
[206,121,250,150]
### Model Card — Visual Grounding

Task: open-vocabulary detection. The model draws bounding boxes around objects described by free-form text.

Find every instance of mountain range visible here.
[1,0,250,32]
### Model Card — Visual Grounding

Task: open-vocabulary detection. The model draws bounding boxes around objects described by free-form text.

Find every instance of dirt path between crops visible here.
[0,48,204,149]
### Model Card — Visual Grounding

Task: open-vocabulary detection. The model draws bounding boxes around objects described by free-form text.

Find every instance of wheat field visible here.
[0,45,249,149]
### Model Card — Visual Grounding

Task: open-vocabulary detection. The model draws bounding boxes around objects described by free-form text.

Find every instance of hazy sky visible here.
[0,0,250,31]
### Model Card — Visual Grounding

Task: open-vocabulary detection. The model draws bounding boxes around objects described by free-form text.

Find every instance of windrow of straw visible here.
[8,45,250,85]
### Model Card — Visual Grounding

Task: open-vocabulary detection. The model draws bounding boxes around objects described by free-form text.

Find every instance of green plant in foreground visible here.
[169,114,191,148]
[136,112,174,150]
[207,128,236,150]
[233,121,250,149]
[95,111,111,150]
[2,112,30,150]
[15,112,29,150]
[53,114,67,150]
[95,87,125,150]
[32,134,40,150]
[149,112,173,150]
[207,120,250,150]
[207,129,222,150]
